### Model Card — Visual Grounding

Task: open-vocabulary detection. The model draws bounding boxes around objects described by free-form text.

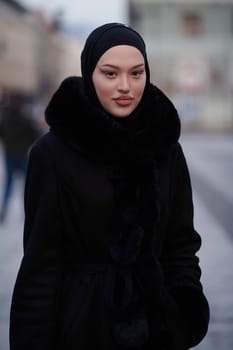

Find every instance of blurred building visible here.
[32,10,83,104]
[0,0,38,98]
[47,29,82,95]
[0,0,83,107]
[129,0,233,131]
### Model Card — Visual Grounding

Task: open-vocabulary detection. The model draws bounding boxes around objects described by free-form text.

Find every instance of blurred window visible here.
[182,12,203,37]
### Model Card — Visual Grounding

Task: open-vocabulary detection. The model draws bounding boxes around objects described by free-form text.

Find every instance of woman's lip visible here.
[114,96,133,100]
[113,97,133,106]
[114,99,132,106]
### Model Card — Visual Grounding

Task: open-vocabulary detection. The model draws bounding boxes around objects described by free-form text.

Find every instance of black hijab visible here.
[81,22,151,114]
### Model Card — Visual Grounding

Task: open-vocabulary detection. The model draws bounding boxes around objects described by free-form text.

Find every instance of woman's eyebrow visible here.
[99,63,145,69]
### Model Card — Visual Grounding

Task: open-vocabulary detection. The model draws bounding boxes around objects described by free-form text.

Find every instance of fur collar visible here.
[45,76,180,160]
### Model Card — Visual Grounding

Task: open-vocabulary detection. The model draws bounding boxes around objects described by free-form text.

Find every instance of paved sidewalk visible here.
[0,189,24,350]
[193,193,233,350]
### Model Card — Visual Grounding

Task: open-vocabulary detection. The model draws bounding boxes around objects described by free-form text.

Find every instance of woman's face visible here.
[92,45,147,118]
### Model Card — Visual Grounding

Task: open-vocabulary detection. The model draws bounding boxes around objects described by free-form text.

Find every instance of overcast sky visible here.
[21,0,128,29]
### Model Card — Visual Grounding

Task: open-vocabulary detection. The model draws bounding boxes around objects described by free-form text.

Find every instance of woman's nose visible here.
[118,75,130,92]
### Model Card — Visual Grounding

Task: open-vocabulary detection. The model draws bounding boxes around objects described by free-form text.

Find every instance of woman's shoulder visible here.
[166,141,192,185]
[159,141,188,180]
[29,131,62,160]
[148,83,176,111]
[167,141,187,164]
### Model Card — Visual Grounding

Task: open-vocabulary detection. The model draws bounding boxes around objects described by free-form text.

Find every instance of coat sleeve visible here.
[10,138,62,350]
[160,142,209,349]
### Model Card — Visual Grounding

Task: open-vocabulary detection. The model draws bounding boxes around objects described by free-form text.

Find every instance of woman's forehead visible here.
[97,45,145,65]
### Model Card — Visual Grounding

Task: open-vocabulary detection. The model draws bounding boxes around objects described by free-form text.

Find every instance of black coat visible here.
[10,77,209,350]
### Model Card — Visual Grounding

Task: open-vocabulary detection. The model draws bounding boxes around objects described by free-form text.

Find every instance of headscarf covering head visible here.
[81,22,150,109]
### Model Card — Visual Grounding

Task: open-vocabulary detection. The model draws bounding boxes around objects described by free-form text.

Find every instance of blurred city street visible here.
[0,132,233,350]
[181,132,233,350]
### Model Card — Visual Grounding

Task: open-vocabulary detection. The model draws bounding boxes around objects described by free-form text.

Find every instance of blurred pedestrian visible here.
[0,94,39,223]
[10,23,209,349]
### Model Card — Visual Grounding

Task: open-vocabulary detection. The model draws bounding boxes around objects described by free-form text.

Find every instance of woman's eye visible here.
[132,70,145,77]
[102,71,117,78]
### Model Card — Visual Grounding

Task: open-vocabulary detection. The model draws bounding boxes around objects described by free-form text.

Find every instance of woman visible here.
[10,23,209,350]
